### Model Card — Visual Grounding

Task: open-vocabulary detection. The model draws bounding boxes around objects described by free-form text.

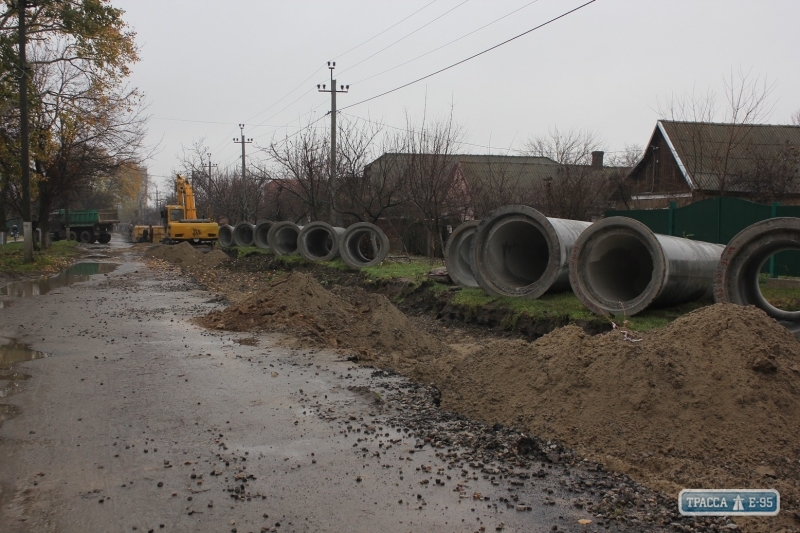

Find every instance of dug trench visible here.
[199,251,614,340]
[152,247,800,533]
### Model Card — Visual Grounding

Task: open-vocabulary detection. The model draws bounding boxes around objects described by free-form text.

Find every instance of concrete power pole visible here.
[233,124,252,181]
[206,153,217,221]
[317,61,348,225]
[18,0,33,261]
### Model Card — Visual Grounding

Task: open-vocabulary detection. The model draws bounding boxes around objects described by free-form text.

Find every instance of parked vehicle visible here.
[50,209,120,244]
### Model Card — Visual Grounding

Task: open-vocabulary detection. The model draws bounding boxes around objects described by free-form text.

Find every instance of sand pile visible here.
[418,303,800,529]
[199,272,447,367]
[198,249,230,269]
[144,243,230,269]
[144,242,200,265]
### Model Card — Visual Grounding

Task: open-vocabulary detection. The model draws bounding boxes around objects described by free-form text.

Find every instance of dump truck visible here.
[160,174,218,244]
[50,209,119,244]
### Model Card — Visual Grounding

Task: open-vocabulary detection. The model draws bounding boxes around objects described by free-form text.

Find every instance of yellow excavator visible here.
[159,174,219,244]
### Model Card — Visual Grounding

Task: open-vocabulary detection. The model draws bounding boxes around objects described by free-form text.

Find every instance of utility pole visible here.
[18,0,33,261]
[317,61,348,225]
[233,124,252,181]
[206,153,217,221]
[207,152,217,185]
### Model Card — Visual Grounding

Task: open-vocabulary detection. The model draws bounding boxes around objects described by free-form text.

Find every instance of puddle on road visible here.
[0,341,44,427]
[0,340,47,369]
[0,262,119,297]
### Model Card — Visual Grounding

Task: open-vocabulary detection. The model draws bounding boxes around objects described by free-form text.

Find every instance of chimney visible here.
[591,151,604,169]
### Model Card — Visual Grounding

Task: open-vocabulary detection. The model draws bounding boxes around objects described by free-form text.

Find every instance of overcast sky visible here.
[115,0,800,191]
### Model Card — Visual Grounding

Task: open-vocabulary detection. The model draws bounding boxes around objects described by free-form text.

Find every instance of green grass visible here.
[362,259,437,282]
[451,285,705,332]
[0,240,80,276]
[757,276,800,311]
[235,246,271,258]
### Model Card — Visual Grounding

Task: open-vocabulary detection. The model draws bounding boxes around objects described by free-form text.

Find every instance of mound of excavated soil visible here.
[145,243,230,269]
[417,303,800,531]
[198,249,230,269]
[198,272,447,368]
[144,242,200,265]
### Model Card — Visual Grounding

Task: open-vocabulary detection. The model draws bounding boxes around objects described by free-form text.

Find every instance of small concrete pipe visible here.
[218,225,235,248]
[253,221,273,250]
[266,221,303,256]
[471,205,591,298]
[570,216,724,316]
[444,220,480,288]
[714,217,800,323]
[339,222,390,269]
[233,222,256,247]
[297,222,345,262]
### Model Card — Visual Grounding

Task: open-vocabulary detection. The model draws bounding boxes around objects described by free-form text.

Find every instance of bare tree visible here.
[524,126,603,165]
[400,109,465,263]
[178,139,273,224]
[264,120,329,222]
[606,144,643,168]
[530,165,614,221]
[656,69,776,193]
[462,156,536,219]
[337,119,407,224]
[792,109,800,126]
[728,142,800,204]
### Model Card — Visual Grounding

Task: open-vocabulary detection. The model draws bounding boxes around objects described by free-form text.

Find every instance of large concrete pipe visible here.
[570,216,724,316]
[266,221,303,256]
[253,221,273,250]
[233,222,256,247]
[218,225,235,248]
[339,222,390,269]
[714,217,800,323]
[444,220,480,288]
[297,222,345,262]
[471,205,591,298]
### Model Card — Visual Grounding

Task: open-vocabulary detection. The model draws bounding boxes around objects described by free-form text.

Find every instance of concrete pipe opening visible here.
[233,222,255,247]
[298,222,344,262]
[253,221,273,250]
[267,222,303,256]
[339,223,390,269]
[571,217,723,316]
[472,205,591,298]
[218,225,235,248]
[444,220,480,288]
[714,217,800,323]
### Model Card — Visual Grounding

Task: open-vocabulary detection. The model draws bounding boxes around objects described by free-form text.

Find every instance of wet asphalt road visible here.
[0,247,619,533]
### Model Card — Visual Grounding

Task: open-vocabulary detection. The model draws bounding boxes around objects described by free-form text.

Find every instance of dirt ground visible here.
[184,252,800,533]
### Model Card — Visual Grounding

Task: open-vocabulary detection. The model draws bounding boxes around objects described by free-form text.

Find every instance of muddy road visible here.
[0,247,613,533]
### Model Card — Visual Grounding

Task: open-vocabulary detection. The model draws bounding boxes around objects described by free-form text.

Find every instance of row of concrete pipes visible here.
[217,220,390,269]
[445,205,800,324]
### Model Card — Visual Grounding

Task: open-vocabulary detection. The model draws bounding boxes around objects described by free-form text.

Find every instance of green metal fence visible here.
[606,197,800,277]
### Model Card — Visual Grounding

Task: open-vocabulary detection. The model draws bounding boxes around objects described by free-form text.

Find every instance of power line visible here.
[341,0,597,112]
[337,0,470,78]
[335,0,440,60]
[352,0,541,86]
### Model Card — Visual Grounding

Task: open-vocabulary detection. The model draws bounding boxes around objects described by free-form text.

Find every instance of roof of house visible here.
[365,153,560,170]
[633,120,800,192]
[365,153,627,184]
